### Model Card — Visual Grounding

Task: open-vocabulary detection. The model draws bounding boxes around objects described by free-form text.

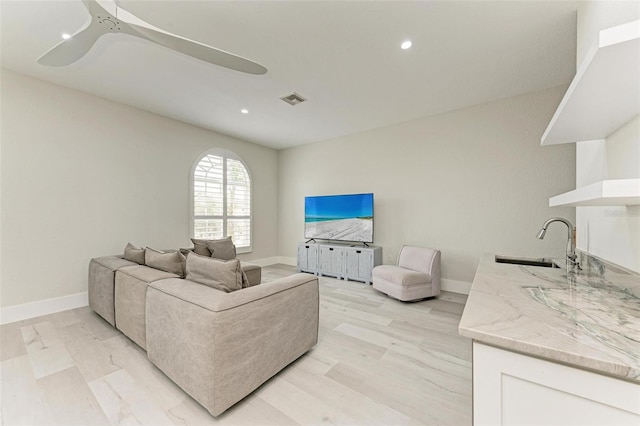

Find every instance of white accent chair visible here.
[372,246,441,301]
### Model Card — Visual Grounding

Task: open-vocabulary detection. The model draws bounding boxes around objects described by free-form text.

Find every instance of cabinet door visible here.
[319,246,343,277]
[474,342,640,425]
[330,248,343,275]
[298,244,318,273]
[344,249,374,282]
[319,247,332,273]
[345,250,359,277]
[297,245,308,269]
[307,245,318,270]
[358,251,373,280]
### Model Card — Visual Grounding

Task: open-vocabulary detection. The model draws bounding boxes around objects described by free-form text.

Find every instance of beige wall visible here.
[574,2,640,272]
[278,86,576,284]
[0,70,279,307]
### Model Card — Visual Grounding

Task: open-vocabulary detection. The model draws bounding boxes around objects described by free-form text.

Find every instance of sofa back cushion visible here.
[205,237,236,260]
[191,237,237,260]
[124,243,145,265]
[146,248,185,277]
[190,238,213,257]
[185,253,243,293]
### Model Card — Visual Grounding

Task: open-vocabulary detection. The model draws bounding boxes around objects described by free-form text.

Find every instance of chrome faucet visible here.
[536,217,580,270]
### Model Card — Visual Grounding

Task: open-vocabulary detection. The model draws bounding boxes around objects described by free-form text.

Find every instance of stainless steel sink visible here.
[495,255,561,269]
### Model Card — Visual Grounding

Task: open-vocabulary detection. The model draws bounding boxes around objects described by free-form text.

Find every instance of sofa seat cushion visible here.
[117,264,180,283]
[373,265,431,286]
[88,256,138,326]
[92,255,137,271]
[114,265,180,349]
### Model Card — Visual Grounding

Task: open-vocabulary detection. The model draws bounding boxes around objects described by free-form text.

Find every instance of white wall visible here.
[574,2,640,272]
[576,1,640,67]
[278,86,575,285]
[0,70,279,308]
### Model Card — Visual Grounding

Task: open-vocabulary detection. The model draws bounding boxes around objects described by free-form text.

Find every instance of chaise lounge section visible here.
[146,273,319,416]
[88,256,137,326]
[115,264,180,349]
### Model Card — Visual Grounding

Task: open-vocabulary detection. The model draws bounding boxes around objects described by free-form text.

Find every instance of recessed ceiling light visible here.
[62,33,72,40]
[401,40,412,50]
[241,109,249,114]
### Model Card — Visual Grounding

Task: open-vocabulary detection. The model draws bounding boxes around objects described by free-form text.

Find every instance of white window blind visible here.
[193,151,251,250]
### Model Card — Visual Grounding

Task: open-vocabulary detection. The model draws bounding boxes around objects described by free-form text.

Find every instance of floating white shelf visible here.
[549,179,640,207]
[541,19,640,145]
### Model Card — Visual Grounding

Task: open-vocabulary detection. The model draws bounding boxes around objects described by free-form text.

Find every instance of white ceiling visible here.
[1,0,579,150]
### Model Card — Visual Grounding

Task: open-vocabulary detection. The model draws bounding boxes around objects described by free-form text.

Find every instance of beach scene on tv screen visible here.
[305,194,373,242]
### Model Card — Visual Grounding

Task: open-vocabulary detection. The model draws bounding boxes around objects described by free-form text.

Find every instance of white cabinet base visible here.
[297,243,318,275]
[344,246,382,284]
[473,342,640,426]
[297,242,381,284]
[318,245,344,279]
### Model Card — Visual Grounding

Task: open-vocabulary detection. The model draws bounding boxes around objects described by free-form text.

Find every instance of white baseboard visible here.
[277,256,297,266]
[1,292,88,325]
[441,278,472,295]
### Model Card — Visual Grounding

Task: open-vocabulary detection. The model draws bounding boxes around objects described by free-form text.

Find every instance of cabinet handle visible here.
[356,250,361,254]
[329,248,334,251]
[305,246,309,248]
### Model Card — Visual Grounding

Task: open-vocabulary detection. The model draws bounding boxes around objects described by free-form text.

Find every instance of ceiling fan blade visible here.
[81,0,109,15]
[121,22,267,75]
[37,22,108,67]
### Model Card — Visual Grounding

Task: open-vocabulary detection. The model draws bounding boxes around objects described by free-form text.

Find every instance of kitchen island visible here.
[459,253,640,425]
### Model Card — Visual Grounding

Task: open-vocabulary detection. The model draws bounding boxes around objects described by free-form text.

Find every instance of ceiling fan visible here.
[37,0,267,75]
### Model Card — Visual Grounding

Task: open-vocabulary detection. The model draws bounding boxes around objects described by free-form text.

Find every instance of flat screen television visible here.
[304,193,374,243]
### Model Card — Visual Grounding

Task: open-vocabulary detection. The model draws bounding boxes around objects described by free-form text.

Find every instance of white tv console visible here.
[297,242,382,284]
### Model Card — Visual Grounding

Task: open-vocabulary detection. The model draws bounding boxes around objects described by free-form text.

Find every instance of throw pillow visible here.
[145,247,185,277]
[204,236,237,260]
[178,248,191,276]
[185,253,243,293]
[241,270,250,288]
[124,243,145,265]
[190,238,212,257]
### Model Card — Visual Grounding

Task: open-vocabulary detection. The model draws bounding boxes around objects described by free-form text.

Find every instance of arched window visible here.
[191,149,252,252]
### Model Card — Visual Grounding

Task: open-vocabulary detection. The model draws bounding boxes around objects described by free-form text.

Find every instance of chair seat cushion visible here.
[372,265,431,286]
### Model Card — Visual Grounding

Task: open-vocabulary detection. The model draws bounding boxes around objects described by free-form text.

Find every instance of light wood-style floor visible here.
[1,264,471,425]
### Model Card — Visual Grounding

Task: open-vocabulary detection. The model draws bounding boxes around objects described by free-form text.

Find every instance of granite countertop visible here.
[458,252,640,383]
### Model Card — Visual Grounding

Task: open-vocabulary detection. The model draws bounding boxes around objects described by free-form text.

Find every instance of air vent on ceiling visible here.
[280,92,307,106]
